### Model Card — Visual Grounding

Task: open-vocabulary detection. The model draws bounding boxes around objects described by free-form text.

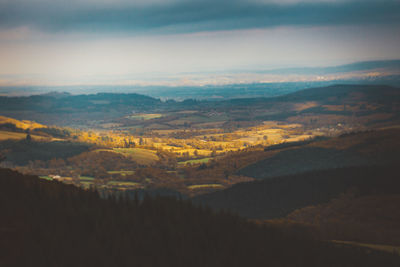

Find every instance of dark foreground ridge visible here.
[1,168,399,267]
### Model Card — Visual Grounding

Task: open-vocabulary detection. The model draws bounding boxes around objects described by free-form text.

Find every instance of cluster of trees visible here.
[67,151,140,178]
[0,139,92,166]
[27,150,140,179]
[32,127,72,138]
[1,168,398,267]
[156,149,178,168]
[0,122,25,132]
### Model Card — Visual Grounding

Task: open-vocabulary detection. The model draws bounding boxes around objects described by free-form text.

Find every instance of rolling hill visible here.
[237,128,400,179]
[0,115,45,130]
[0,84,398,129]
[0,93,163,126]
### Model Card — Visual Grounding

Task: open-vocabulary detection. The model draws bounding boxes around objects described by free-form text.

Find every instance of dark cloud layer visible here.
[0,0,399,33]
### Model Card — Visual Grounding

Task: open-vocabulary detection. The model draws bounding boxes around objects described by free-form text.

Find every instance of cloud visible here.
[0,0,399,34]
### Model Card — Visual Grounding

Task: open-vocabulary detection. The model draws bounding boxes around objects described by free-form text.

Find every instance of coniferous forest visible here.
[1,168,399,267]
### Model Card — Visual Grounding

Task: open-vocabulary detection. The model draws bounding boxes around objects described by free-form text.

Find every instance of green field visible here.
[179,157,211,165]
[107,170,136,176]
[126,114,163,120]
[79,176,95,181]
[112,148,159,165]
[187,184,224,190]
[107,181,140,187]
[39,176,53,181]
[94,148,159,165]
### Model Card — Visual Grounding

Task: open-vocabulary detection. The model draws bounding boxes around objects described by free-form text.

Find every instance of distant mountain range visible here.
[1,59,399,100]
[255,59,400,75]
[0,84,398,128]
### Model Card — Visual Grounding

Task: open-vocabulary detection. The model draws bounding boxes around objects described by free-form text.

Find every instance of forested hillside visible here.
[287,194,400,246]
[1,168,399,267]
[238,128,400,179]
[195,165,400,219]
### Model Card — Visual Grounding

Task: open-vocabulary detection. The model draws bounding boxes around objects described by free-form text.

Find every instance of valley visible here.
[0,84,399,198]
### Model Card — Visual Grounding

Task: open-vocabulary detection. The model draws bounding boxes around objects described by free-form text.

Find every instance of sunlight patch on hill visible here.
[0,115,46,130]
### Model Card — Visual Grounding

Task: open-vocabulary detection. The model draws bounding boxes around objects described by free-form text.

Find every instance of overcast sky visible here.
[0,0,399,86]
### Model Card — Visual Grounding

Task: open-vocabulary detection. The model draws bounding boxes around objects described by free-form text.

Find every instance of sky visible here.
[0,0,399,86]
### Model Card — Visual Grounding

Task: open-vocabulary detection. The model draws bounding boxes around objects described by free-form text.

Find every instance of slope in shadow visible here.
[195,165,400,219]
[238,147,368,179]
